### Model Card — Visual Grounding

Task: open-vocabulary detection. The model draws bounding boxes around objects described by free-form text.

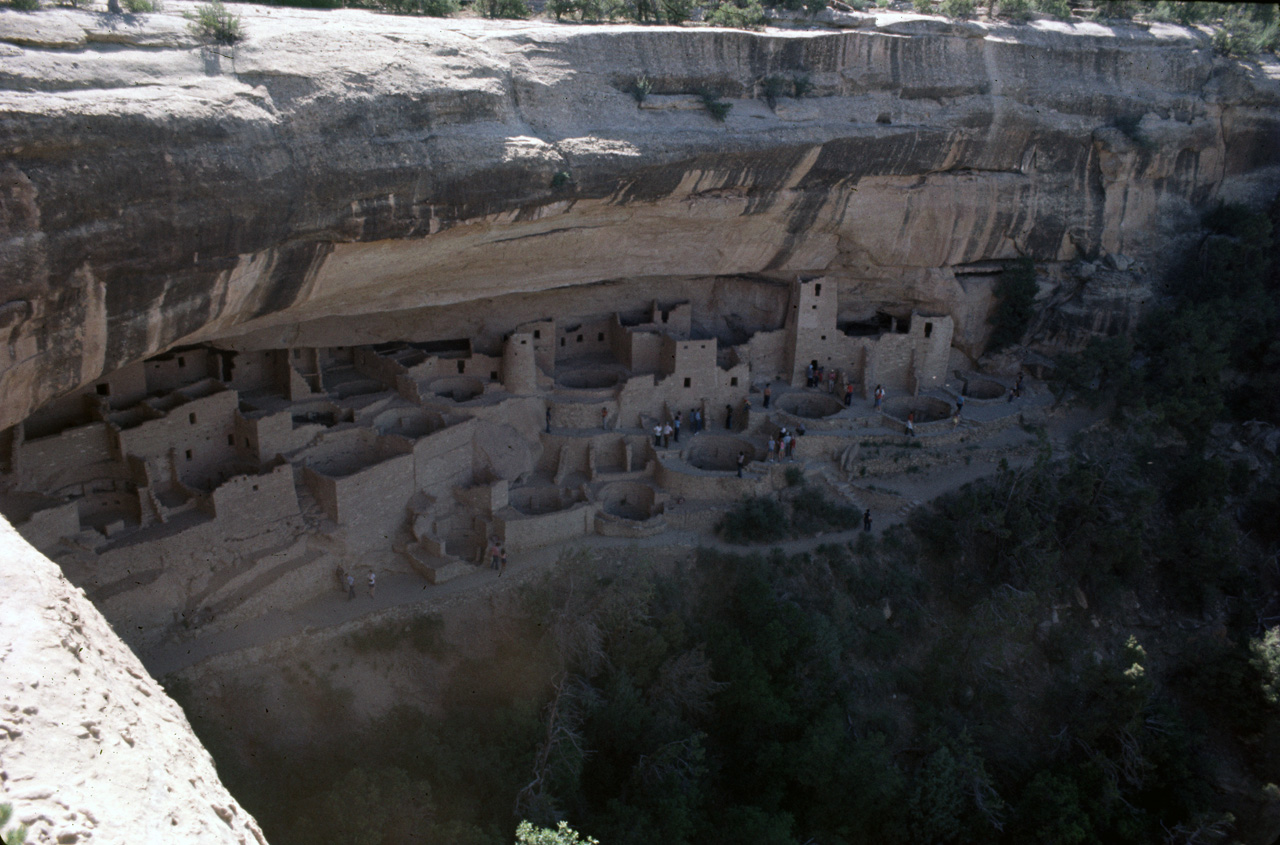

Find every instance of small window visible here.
[812,304,818,310]
[577,334,583,343]
[252,484,259,492]
[684,377,691,388]
[189,413,197,425]
[925,322,934,338]
[490,371,498,380]
[730,377,739,387]
[456,360,465,374]
[227,434,234,446]
[662,312,669,323]
[597,332,604,342]
[185,449,193,461]
[700,344,706,349]
[178,356,186,368]
[815,283,822,296]
[244,437,250,448]
[533,329,541,339]
[520,339,527,345]
[821,335,826,341]
[95,384,110,396]
[560,338,566,347]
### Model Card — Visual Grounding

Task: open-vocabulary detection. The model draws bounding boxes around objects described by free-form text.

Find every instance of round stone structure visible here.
[777,393,845,419]
[687,436,759,472]
[883,395,952,423]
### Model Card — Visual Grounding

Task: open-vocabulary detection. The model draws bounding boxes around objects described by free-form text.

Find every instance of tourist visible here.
[951,410,960,428]
[906,411,915,437]
[346,573,356,601]
[691,408,701,434]
[827,370,836,394]
[956,394,965,416]
[491,540,501,571]
[736,451,745,478]
[725,404,733,430]
[844,383,854,407]
[806,363,815,387]
[874,384,884,409]
[662,422,673,448]
[673,412,681,442]
[767,436,777,461]
[601,406,609,429]
[863,508,872,533]
[653,423,662,447]
[796,423,806,436]
[367,571,376,599]
[763,385,771,408]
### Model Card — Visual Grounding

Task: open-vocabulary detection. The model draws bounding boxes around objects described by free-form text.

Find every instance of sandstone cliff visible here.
[0,515,266,845]
[2,5,1279,430]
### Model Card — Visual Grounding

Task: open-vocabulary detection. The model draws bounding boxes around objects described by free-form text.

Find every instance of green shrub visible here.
[187,1,244,44]
[476,0,529,17]
[419,0,458,16]
[0,804,27,845]
[1031,0,1070,20]
[347,614,446,655]
[784,465,805,487]
[995,0,1029,20]
[986,257,1037,352]
[630,74,653,104]
[699,90,733,122]
[1092,0,1131,20]
[717,495,788,544]
[912,0,932,12]
[122,0,162,11]
[547,0,575,17]
[939,0,974,18]
[762,74,788,109]
[8,0,40,9]
[660,0,694,21]
[705,0,766,28]
[792,73,813,97]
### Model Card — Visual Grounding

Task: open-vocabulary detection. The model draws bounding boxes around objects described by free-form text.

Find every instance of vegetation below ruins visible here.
[168,196,1280,844]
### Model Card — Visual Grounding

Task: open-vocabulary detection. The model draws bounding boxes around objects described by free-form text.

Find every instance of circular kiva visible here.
[687,436,760,471]
[882,395,952,423]
[963,378,1006,400]
[509,486,578,516]
[429,376,484,402]
[598,481,659,521]
[776,393,845,419]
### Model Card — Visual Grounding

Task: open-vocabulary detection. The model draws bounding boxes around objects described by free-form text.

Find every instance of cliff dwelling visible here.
[0,275,969,652]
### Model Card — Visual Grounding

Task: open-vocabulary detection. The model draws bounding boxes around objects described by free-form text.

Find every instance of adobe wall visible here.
[16,500,80,553]
[21,362,147,440]
[413,419,477,491]
[15,421,117,493]
[327,453,415,546]
[496,502,595,555]
[145,349,212,394]
[117,388,239,489]
[209,463,300,528]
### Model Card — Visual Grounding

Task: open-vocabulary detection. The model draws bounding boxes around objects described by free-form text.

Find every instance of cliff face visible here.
[0,517,266,844]
[2,5,1280,430]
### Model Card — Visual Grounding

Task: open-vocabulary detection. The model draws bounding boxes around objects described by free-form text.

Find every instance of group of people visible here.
[488,540,508,576]
[804,362,841,394]
[653,413,683,448]
[765,425,805,461]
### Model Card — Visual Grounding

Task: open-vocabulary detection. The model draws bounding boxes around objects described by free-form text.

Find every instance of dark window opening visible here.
[252,484,259,492]
[731,377,739,387]
[244,437,250,448]
[533,330,541,339]
[925,322,934,338]
[520,339,527,345]
[456,361,465,374]
[684,377,691,388]
[178,356,186,368]
[577,334,584,343]
[821,335,827,341]
[95,384,110,396]
[812,304,818,310]
[597,332,604,342]
[815,283,822,296]
[490,371,498,381]
[227,434,234,446]
[188,413,197,425]
[561,338,566,347]
[185,449,193,461]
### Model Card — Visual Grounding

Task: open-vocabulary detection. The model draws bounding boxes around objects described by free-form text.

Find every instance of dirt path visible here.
[142,390,1102,678]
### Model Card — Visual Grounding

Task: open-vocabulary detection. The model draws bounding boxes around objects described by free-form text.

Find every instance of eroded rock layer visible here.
[2,6,1279,431]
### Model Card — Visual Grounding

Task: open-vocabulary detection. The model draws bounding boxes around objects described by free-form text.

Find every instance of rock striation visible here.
[1,5,1279,431]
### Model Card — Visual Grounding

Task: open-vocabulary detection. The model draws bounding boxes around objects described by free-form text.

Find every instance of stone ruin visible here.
[0,275,962,651]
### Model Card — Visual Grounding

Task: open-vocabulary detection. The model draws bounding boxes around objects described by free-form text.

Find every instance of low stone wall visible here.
[496,502,595,555]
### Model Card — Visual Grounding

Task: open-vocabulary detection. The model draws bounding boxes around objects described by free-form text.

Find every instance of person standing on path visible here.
[736,451,745,478]
[654,423,663,447]
[601,406,609,429]
[491,541,501,572]
[956,394,965,416]
[346,574,356,601]
[367,571,376,600]
[763,385,771,408]
[906,411,915,437]
[863,508,872,532]
[662,422,672,448]
[844,383,854,407]
[673,413,682,443]
[874,385,884,409]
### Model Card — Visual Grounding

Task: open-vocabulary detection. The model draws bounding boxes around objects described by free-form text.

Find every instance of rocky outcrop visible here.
[0,516,265,845]
[1,6,1279,430]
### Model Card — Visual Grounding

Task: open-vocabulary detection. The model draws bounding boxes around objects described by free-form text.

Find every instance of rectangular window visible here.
[178,356,186,368]
[560,338,566,347]
[244,437,250,448]
[293,349,300,359]
[533,330,541,339]
[95,384,110,396]
[597,332,604,342]
[185,449,193,461]
[456,360,465,374]
[577,334,583,343]
[227,434,234,446]
[252,484,259,492]
[815,283,822,296]
[490,371,498,381]
[730,377,739,387]
[925,322,934,338]
[684,377,691,388]
[189,413,197,425]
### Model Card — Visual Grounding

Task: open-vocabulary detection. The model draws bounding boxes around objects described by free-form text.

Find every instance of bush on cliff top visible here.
[187,0,244,43]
